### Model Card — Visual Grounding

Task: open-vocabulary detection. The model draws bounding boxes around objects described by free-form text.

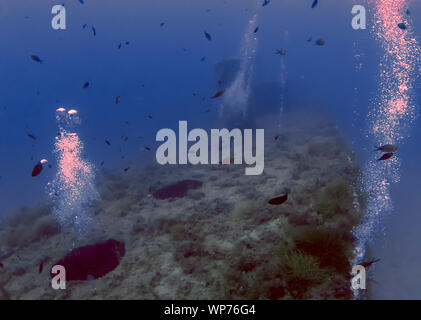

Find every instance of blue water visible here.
[1,0,421,298]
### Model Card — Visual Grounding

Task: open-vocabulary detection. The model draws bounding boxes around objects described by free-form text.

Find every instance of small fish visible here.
[254,27,259,33]
[30,55,43,63]
[82,24,87,29]
[275,49,286,55]
[274,135,279,141]
[27,134,37,140]
[375,144,397,152]
[406,9,411,15]
[398,22,407,30]
[361,258,380,269]
[92,26,96,36]
[377,153,394,161]
[83,82,89,88]
[211,90,225,99]
[311,0,318,9]
[105,140,111,146]
[205,109,211,113]
[160,22,165,27]
[0,262,3,268]
[144,146,151,151]
[31,162,43,177]
[125,41,130,45]
[100,161,105,166]
[262,0,270,7]
[315,39,325,46]
[201,57,206,62]
[118,43,122,49]
[39,262,44,274]
[218,80,222,85]
[115,96,121,104]
[307,36,312,42]
[204,31,212,41]
[268,192,288,205]
[79,0,84,4]
[123,137,128,142]
[123,167,129,172]
[147,115,153,119]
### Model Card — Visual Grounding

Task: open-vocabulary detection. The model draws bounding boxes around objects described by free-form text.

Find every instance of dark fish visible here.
[254,27,259,33]
[205,109,211,113]
[406,9,411,15]
[30,55,43,63]
[274,135,279,141]
[27,134,37,140]
[79,0,84,4]
[83,82,89,88]
[39,262,44,274]
[398,22,407,30]
[125,41,130,45]
[211,90,225,99]
[144,146,151,151]
[311,0,318,9]
[31,162,43,177]
[123,167,129,172]
[118,43,122,49]
[0,262,3,268]
[123,137,128,142]
[92,26,96,36]
[315,39,325,46]
[361,258,380,269]
[105,140,111,146]
[147,115,153,119]
[201,57,206,62]
[82,24,87,29]
[268,192,288,205]
[204,31,212,41]
[377,153,394,161]
[100,161,105,166]
[262,0,270,7]
[218,80,222,85]
[307,36,313,42]
[160,22,165,27]
[375,144,397,152]
[115,96,121,104]
[275,49,286,55]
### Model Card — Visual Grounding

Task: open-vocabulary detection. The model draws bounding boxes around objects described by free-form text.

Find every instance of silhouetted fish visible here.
[147,115,153,119]
[115,96,121,104]
[160,22,165,27]
[118,43,122,49]
[201,57,206,62]
[30,55,42,63]
[274,135,279,141]
[316,39,325,46]
[82,24,87,29]
[83,82,89,88]
[375,144,397,152]
[27,134,37,140]
[268,192,288,205]
[105,140,111,146]
[31,162,43,177]
[92,26,96,36]
[398,22,407,30]
[79,0,84,4]
[361,258,380,268]
[275,49,286,55]
[123,167,129,172]
[262,0,270,7]
[377,153,394,161]
[204,31,212,41]
[144,146,151,151]
[39,262,44,274]
[211,90,225,99]
[254,27,259,33]
[311,0,318,9]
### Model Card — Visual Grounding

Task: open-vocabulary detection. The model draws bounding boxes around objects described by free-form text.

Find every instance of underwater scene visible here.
[0,0,421,301]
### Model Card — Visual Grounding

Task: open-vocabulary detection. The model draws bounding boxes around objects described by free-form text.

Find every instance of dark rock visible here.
[51,239,125,281]
[152,180,203,200]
